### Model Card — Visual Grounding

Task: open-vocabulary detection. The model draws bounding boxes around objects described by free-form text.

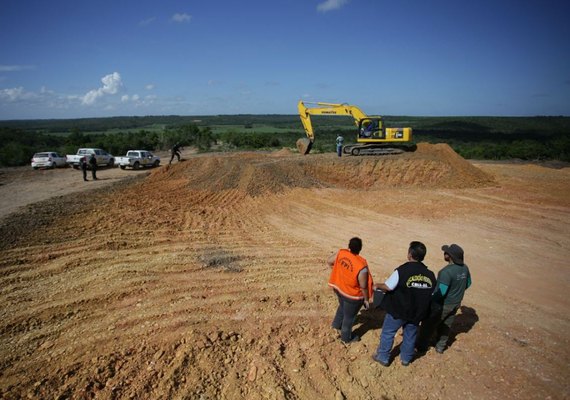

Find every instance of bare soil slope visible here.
[1,144,569,399]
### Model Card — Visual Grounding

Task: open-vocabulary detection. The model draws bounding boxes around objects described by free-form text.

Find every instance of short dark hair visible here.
[348,237,362,254]
[408,241,426,262]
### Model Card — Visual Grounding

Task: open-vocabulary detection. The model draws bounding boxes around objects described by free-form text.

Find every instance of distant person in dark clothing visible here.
[89,153,98,180]
[169,143,182,165]
[80,156,88,181]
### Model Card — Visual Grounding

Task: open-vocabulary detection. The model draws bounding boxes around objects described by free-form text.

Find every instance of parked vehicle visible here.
[115,150,161,170]
[66,148,114,168]
[31,152,67,169]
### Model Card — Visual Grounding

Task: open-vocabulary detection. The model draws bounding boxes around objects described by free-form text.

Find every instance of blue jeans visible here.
[374,313,418,364]
[336,145,342,157]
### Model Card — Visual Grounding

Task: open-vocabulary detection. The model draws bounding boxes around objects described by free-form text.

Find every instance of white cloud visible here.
[0,65,35,72]
[317,0,349,12]
[121,93,155,107]
[0,72,167,118]
[121,94,140,102]
[139,17,156,26]
[0,87,24,101]
[172,13,192,23]
[81,72,123,105]
[145,84,154,90]
[40,86,54,94]
[207,79,225,86]
[0,87,38,101]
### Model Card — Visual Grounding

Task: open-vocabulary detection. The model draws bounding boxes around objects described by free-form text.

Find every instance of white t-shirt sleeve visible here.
[384,270,399,291]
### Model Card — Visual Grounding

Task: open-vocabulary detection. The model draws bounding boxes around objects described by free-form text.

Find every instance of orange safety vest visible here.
[329,249,374,300]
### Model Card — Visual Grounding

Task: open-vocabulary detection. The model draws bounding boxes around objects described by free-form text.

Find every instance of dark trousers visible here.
[332,291,363,342]
[418,302,460,352]
[91,166,97,180]
[169,152,180,164]
[82,167,88,181]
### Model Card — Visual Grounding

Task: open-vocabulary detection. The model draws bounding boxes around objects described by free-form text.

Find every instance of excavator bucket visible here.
[296,138,313,155]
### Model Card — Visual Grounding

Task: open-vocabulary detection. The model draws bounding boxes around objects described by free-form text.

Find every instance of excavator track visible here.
[343,143,417,156]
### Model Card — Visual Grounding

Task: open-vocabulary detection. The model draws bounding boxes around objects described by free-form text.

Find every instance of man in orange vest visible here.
[327,237,374,343]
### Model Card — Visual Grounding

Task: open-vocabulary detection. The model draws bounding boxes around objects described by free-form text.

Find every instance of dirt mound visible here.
[147,143,494,196]
[303,142,495,190]
[270,147,294,157]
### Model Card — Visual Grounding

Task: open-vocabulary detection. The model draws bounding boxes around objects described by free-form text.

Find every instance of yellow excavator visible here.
[297,101,416,156]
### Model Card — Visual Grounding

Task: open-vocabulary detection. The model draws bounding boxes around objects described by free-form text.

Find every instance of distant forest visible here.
[0,114,569,167]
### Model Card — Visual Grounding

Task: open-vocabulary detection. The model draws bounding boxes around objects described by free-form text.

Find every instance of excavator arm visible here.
[297,101,373,154]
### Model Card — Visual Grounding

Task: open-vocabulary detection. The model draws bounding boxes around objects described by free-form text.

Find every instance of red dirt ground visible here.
[1,143,569,399]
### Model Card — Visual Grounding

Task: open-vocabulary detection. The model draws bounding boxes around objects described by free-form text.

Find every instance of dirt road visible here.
[1,144,569,399]
[0,160,160,220]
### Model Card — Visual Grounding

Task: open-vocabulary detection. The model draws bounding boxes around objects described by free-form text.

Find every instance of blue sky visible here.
[1,0,569,119]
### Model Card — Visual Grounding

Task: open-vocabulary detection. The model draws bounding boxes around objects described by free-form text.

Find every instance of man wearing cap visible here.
[417,243,472,354]
[335,134,344,157]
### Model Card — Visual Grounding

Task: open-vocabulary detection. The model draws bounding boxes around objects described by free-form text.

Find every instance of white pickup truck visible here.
[115,150,161,170]
[66,148,115,168]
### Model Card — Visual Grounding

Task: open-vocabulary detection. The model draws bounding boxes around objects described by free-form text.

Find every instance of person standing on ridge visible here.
[169,143,183,165]
[417,244,472,354]
[327,237,374,343]
[335,134,344,157]
[372,241,436,367]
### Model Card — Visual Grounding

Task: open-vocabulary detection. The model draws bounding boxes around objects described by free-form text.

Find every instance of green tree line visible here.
[0,125,215,167]
[1,116,569,167]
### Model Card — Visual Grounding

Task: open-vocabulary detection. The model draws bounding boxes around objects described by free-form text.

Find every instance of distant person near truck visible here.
[89,153,98,180]
[80,155,88,181]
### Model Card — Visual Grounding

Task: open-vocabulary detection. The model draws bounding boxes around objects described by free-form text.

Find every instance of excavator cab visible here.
[359,118,384,139]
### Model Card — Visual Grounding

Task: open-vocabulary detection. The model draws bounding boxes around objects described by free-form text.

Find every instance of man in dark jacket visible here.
[80,156,88,181]
[372,241,436,367]
[89,153,98,180]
